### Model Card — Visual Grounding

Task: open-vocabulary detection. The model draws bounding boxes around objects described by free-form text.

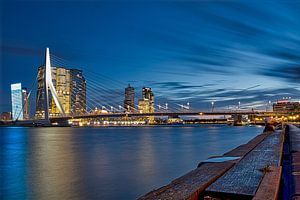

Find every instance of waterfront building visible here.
[0,112,12,121]
[138,87,154,113]
[70,69,86,115]
[22,87,29,119]
[124,84,135,112]
[138,99,151,113]
[11,83,23,120]
[35,66,86,118]
[142,87,154,101]
[273,100,300,113]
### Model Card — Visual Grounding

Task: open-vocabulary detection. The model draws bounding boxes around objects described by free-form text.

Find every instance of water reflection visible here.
[1,125,263,200]
[27,128,81,200]
[1,128,28,200]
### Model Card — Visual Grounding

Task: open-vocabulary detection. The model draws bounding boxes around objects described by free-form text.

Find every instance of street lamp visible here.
[238,101,241,110]
[211,101,214,112]
[118,105,122,112]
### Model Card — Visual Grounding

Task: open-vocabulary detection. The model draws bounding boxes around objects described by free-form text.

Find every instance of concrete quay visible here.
[282,124,300,200]
[139,124,293,200]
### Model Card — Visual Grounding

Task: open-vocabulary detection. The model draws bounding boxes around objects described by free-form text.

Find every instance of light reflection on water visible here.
[1,125,263,199]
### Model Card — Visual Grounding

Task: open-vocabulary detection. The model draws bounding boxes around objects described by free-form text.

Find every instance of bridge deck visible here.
[49,111,283,121]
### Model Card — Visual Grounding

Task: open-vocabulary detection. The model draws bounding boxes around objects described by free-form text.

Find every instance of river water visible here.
[1,125,263,200]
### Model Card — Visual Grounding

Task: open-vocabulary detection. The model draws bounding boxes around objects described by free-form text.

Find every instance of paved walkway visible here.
[285,124,300,200]
[139,131,273,200]
[205,130,283,198]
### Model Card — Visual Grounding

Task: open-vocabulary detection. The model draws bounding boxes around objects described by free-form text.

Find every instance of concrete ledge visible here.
[205,130,283,198]
[138,162,234,200]
[139,130,273,200]
[223,132,269,157]
[253,166,282,200]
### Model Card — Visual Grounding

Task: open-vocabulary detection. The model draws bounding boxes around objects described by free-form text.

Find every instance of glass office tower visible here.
[11,83,23,120]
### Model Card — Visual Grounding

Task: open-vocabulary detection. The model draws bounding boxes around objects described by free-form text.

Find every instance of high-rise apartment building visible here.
[35,66,86,118]
[11,83,23,120]
[138,87,154,113]
[142,87,154,101]
[124,84,135,112]
[22,87,29,119]
[70,69,86,115]
[0,112,12,121]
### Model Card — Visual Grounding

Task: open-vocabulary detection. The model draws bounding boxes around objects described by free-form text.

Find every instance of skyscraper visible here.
[142,87,154,102]
[138,87,154,113]
[124,84,135,112]
[35,66,86,118]
[52,67,71,115]
[70,69,86,115]
[22,87,29,119]
[35,66,46,118]
[11,83,23,120]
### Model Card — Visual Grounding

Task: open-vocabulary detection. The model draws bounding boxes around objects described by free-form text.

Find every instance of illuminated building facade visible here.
[273,100,300,112]
[70,69,86,115]
[124,84,135,112]
[0,112,12,121]
[138,87,154,113]
[22,87,29,119]
[138,99,151,113]
[11,83,23,120]
[35,66,86,118]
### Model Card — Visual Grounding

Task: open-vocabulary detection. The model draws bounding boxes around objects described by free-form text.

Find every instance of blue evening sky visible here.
[1,0,300,112]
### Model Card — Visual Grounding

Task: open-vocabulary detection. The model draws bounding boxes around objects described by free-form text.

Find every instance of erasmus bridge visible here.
[16,48,283,125]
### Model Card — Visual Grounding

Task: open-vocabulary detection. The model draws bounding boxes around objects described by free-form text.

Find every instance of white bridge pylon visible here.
[44,47,65,120]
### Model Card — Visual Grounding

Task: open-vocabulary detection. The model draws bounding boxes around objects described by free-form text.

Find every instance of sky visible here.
[1,0,300,113]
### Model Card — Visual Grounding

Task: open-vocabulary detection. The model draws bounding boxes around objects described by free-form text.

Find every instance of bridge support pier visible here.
[248,114,256,124]
[232,114,242,126]
[43,48,65,124]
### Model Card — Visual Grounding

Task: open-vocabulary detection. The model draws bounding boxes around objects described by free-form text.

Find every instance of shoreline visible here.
[139,125,283,199]
[0,123,265,128]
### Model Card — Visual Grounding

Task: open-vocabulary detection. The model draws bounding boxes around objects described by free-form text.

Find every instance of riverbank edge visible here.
[138,127,280,200]
[0,123,266,128]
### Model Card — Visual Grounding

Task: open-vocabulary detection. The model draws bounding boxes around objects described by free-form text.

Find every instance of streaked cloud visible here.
[2,1,300,112]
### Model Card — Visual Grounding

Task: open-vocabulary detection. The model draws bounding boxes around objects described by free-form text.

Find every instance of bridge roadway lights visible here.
[52,111,284,121]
